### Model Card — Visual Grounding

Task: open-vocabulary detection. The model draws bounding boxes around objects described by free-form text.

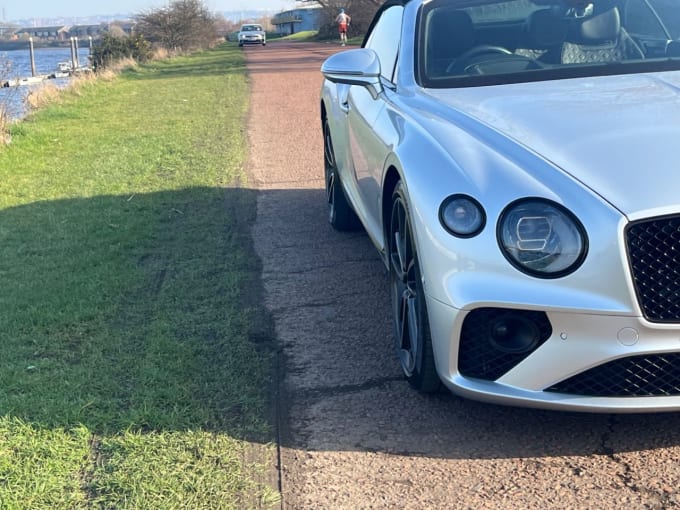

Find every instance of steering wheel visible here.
[446,45,513,74]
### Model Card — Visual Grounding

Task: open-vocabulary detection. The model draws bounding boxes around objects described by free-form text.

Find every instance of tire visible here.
[388,182,441,393]
[239,43,243,47]
[323,117,360,231]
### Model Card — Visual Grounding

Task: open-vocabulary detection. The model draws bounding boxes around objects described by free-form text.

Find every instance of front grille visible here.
[546,353,680,397]
[458,308,552,381]
[627,215,680,322]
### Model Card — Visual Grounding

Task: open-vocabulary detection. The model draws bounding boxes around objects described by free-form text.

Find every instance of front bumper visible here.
[427,297,680,413]
[239,36,265,45]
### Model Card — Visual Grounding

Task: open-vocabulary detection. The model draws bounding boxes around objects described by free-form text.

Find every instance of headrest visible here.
[575,7,621,43]
[427,9,475,59]
[526,8,568,48]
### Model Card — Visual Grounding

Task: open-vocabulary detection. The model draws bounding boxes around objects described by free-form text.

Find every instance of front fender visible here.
[382,99,634,316]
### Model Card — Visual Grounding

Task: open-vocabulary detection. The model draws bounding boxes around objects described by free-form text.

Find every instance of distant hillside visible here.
[220,10,283,23]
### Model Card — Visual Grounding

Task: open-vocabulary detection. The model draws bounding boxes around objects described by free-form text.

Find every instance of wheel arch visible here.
[381,165,402,267]
[320,99,328,128]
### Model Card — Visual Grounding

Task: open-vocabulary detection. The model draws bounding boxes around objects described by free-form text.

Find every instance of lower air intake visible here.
[546,353,680,396]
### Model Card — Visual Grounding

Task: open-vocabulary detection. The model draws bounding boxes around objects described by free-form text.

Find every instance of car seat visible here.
[516,8,569,64]
[561,5,645,64]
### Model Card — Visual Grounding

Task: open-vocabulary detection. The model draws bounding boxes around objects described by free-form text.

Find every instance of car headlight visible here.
[439,194,485,238]
[498,199,587,278]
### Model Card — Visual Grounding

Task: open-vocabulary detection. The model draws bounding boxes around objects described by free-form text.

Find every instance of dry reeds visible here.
[0,59,13,145]
[23,81,61,110]
[0,103,11,145]
[151,47,171,61]
[101,57,138,77]
[22,58,134,113]
[65,70,98,96]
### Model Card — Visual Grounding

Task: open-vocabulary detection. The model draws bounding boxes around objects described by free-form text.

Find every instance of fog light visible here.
[439,194,485,238]
[489,314,540,353]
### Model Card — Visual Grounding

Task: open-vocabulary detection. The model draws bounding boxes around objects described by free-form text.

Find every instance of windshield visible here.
[241,25,263,32]
[418,0,680,87]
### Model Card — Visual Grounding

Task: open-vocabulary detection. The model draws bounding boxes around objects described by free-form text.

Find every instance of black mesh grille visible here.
[546,353,680,397]
[458,308,552,381]
[627,216,680,322]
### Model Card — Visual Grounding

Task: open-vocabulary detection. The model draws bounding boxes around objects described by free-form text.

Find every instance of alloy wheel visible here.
[389,192,420,376]
[323,119,336,217]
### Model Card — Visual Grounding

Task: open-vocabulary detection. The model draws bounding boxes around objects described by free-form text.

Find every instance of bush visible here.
[91,33,152,70]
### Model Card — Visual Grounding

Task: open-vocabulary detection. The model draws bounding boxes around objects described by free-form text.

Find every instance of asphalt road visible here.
[245,41,680,509]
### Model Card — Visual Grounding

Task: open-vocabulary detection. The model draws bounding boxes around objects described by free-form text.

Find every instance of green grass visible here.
[309,33,363,46]
[0,46,279,508]
[278,30,319,42]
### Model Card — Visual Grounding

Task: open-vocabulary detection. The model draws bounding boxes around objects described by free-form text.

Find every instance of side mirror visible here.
[321,48,383,99]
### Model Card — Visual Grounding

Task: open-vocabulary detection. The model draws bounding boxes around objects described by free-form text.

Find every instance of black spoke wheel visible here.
[323,117,359,231]
[388,182,440,393]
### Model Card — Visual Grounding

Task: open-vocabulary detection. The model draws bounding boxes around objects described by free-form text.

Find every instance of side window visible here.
[623,0,666,39]
[364,6,404,82]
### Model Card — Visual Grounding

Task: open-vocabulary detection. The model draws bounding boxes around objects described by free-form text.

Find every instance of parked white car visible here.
[238,24,266,47]
[321,0,680,412]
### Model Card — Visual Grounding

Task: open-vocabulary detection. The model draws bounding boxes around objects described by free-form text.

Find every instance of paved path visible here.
[246,42,680,509]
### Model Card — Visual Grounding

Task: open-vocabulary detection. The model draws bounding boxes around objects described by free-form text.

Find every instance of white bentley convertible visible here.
[320,0,680,412]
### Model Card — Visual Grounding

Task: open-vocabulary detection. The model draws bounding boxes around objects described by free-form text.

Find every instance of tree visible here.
[214,14,237,40]
[135,0,218,52]
[300,0,384,39]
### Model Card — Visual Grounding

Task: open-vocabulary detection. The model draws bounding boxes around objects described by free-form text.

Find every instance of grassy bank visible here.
[0,45,278,508]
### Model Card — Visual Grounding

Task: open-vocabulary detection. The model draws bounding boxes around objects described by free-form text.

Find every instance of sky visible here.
[4,0,298,21]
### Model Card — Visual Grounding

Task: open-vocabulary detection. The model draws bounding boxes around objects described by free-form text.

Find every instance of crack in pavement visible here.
[599,415,673,507]
[291,376,404,403]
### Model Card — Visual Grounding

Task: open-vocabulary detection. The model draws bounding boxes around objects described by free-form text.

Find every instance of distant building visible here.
[14,25,70,41]
[68,24,107,38]
[0,23,18,38]
[271,5,323,35]
[11,22,136,42]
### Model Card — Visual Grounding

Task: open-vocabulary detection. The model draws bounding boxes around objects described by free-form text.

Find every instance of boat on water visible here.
[1,75,47,87]
[1,61,91,87]
[48,61,74,79]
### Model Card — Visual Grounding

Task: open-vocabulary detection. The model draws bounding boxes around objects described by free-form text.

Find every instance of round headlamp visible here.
[498,199,587,278]
[439,194,485,238]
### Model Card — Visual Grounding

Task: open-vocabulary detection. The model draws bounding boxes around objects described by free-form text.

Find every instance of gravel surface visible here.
[246,41,680,510]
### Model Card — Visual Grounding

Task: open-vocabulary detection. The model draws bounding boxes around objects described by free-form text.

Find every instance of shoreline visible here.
[0,40,72,52]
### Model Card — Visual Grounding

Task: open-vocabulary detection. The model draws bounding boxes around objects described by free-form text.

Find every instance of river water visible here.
[0,46,91,120]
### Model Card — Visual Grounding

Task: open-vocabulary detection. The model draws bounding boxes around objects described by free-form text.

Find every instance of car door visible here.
[346,5,404,238]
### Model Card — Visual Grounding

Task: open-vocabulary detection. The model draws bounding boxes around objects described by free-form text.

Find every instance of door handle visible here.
[339,86,350,113]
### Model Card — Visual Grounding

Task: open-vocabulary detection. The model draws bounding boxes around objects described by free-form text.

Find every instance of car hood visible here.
[424,72,680,218]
